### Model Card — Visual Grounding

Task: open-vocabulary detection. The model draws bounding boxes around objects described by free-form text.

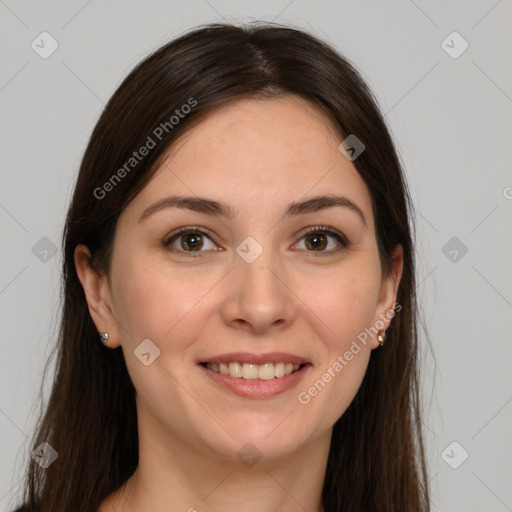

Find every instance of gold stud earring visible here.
[377,329,386,347]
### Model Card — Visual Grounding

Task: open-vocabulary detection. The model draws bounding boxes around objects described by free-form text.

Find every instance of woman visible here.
[13,22,430,511]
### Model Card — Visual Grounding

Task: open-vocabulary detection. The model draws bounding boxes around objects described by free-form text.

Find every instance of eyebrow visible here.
[138,194,367,227]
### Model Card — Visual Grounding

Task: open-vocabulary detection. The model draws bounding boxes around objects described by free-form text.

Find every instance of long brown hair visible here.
[14,22,431,511]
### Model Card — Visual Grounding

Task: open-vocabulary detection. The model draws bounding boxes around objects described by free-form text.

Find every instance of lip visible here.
[198,361,312,400]
[198,352,309,366]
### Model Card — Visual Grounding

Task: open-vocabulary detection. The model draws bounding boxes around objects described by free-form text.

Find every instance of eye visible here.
[163,226,218,256]
[163,224,350,257]
[294,225,350,254]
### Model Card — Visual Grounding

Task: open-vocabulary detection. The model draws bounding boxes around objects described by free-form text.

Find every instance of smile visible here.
[203,362,302,380]
[199,360,311,399]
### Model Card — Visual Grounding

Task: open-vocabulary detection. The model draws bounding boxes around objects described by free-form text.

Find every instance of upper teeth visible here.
[205,362,301,380]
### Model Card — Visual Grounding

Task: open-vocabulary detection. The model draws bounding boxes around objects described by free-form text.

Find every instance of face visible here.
[77,95,402,463]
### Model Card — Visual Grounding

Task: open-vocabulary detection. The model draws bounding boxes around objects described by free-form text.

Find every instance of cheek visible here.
[297,266,379,397]
[296,277,377,432]
[313,266,380,351]
[111,259,212,407]
[111,254,219,350]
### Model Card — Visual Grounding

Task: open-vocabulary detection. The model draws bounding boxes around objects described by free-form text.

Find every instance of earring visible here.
[99,332,109,345]
[377,329,386,346]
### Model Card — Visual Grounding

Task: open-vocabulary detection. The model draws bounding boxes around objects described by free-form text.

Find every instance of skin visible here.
[75,95,403,512]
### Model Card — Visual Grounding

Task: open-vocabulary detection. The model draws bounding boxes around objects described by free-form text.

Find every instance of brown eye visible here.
[296,226,349,253]
[304,232,328,251]
[180,232,204,251]
[163,227,217,255]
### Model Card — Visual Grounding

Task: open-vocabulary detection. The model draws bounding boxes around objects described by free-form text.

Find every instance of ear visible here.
[370,244,404,349]
[74,244,121,348]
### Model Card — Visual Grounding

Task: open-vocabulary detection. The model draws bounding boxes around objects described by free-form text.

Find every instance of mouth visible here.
[197,352,312,399]
[197,357,313,400]
[200,361,306,380]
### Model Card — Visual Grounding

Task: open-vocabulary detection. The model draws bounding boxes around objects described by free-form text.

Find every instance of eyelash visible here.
[163,225,350,258]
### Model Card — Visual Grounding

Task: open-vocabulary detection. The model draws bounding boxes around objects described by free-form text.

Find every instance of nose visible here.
[219,248,297,335]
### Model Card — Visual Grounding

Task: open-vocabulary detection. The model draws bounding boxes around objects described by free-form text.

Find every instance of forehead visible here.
[124,96,374,227]
[165,95,342,170]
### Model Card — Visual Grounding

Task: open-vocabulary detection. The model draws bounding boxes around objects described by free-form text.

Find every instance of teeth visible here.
[274,362,285,378]
[228,362,243,378]
[258,363,275,380]
[242,363,258,379]
[205,362,303,380]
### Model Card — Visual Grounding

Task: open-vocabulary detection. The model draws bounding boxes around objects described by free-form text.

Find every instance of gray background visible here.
[1,1,511,510]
